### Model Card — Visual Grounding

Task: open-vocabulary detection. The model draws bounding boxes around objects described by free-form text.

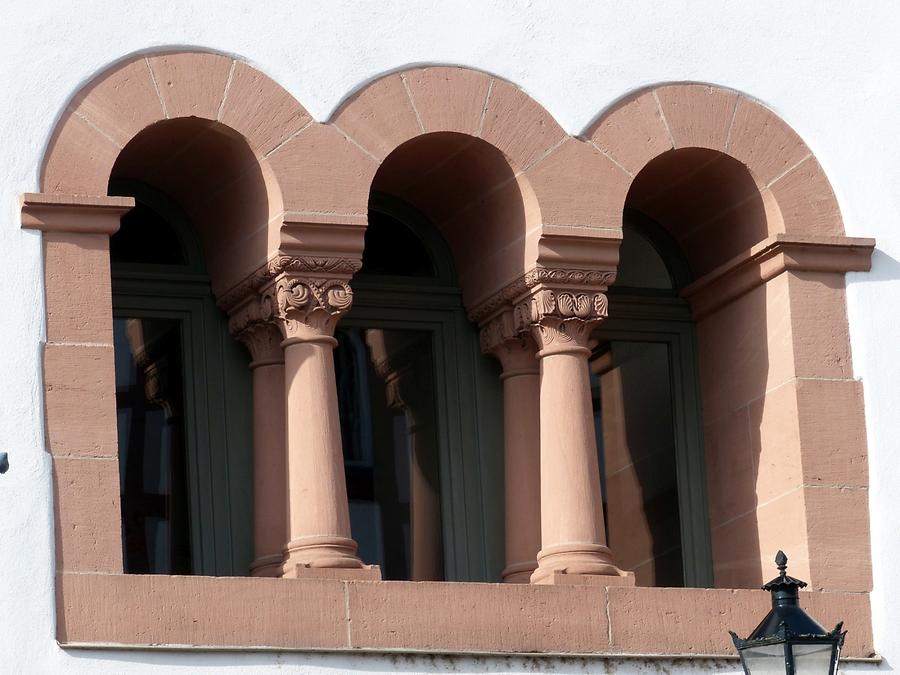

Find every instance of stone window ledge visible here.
[58,574,873,658]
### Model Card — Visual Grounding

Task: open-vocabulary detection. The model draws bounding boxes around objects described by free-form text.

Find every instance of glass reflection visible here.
[335,327,443,581]
[792,643,838,674]
[741,643,787,674]
[590,341,684,586]
[114,317,192,574]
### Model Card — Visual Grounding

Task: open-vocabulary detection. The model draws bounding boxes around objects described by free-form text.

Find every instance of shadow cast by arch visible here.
[618,147,772,589]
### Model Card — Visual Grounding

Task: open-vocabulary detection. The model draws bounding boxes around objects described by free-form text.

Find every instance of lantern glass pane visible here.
[741,643,787,674]
[792,642,837,674]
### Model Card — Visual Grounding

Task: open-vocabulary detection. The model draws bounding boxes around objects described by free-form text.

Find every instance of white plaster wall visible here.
[0,1,898,672]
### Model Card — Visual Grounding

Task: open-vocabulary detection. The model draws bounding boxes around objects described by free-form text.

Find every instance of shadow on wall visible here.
[850,248,900,285]
[628,148,769,278]
[608,340,685,586]
[625,148,772,589]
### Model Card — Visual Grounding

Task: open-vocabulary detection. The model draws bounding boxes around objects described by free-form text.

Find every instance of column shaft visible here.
[487,339,542,583]
[281,336,363,572]
[531,343,622,582]
[540,350,605,539]
[249,360,286,576]
[516,286,627,584]
[501,364,542,582]
[481,316,543,583]
[230,310,289,578]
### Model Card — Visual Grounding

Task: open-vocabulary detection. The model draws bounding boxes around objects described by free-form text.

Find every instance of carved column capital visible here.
[260,274,354,345]
[228,293,284,367]
[219,254,361,347]
[470,265,615,358]
[241,323,285,367]
[479,310,539,375]
[515,287,608,356]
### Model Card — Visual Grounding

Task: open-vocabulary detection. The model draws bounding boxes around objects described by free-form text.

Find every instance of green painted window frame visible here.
[110,181,254,576]
[596,208,714,587]
[344,195,504,582]
[597,294,714,587]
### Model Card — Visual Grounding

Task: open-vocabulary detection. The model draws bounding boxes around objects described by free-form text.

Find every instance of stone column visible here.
[516,285,629,584]
[264,272,376,577]
[480,311,542,583]
[229,298,287,577]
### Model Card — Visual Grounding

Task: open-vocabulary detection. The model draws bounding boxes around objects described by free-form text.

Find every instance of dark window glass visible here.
[111,188,253,576]
[111,200,186,265]
[613,226,673,290]
[114,317,192,574]
[591,341,684,587]
[361,209,436,277]
[334,326,444,581]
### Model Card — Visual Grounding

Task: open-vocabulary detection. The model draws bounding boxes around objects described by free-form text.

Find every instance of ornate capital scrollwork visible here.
[240,324,284,366]
[228,292,283,365]
[517,288,608,355]
[217,255,361,312]
[479,310,539,374]
[265,274,354,343]
[226,255,357,352]
[479,310,519,355]
[468,266,616,325]
[474,266,613,358]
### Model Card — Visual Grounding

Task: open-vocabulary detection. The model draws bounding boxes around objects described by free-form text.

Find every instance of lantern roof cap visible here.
[730,551,846,650]
[762,550,808,592]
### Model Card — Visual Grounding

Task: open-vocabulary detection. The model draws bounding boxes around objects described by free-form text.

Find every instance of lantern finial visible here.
[775,550,788,576]
[763,551,806,593]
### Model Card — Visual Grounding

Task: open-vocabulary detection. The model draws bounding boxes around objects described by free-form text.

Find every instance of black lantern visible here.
[730,551,845,674]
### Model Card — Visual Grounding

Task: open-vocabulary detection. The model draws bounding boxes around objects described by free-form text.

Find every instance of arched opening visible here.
[626,148,775,277]
[108,118,276,576]
[368,131,540,307]
[333,132,538,582]
[109,117,282,294]
[609,147,776,589]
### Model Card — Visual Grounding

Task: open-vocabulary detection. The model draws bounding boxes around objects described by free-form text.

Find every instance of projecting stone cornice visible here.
[20,193,135,235]
[682,234,875,319]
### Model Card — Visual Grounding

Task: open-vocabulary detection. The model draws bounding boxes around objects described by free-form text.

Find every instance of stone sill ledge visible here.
[59,645,884,666]
[57,573,873,658]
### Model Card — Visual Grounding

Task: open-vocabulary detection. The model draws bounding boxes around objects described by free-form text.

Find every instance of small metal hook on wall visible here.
[0,452,8,474]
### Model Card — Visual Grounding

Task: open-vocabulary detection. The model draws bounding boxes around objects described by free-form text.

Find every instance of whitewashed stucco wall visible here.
[1,1,898,672]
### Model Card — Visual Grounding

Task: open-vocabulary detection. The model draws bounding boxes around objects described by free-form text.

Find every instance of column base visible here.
[284,564,382,580]
[535,570,636,586]
[530,543,630,585]
[250,553,284,578]
[281,535,367,575]
[502,560,539,583]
